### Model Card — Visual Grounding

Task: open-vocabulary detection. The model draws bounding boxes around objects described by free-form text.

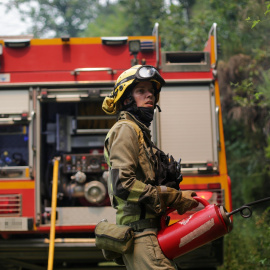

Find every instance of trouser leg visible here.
[123,232,176,270]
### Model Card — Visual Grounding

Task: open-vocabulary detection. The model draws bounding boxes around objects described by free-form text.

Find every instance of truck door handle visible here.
[71,67,117,75]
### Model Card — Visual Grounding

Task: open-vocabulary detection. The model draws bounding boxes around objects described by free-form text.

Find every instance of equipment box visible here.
[0,90,30,180]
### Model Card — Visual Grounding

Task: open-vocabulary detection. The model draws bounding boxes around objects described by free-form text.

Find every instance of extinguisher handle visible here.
[160,209,174,230]
[164,196,209,216]
[160,196,209,230]
[193,196,210,206]
[165,208,176,215]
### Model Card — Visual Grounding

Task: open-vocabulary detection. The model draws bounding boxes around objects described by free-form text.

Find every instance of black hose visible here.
[227,197,270,218]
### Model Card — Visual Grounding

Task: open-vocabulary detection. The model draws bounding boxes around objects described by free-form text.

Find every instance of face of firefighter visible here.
[124,81,155,108]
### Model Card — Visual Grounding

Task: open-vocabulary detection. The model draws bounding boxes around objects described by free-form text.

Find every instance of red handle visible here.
[160,196,209,230]
[193,196,210,206]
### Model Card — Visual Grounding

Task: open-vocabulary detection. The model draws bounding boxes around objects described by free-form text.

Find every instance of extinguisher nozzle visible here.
[227,205,252,219]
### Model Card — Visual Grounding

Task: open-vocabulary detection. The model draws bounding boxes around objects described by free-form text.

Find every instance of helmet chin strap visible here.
[155,104,162,112]
[121,95,136,111]
[121,96,158,127]
[122,96,144,117]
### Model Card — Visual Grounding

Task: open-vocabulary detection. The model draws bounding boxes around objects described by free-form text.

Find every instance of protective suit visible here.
[102,65,198,270]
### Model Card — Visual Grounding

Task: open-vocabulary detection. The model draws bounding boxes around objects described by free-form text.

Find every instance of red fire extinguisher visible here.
[157,196,232,260]
[157,196,270,260]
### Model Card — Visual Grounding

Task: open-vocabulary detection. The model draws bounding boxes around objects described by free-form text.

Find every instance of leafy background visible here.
[1,0,270,268]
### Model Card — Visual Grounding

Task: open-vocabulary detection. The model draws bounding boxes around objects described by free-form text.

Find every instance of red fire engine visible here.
[0,23,232,269]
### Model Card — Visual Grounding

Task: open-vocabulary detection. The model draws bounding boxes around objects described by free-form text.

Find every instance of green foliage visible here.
[157,0,208,51]
[219,208,270,270]
[219,44,270,207]
[265,136,270,159]
[84,2,128,37]
[231,79,259,107]
[266,1,270,15]
[206,0,270,59]
[84,0,166,37]
[158,3,187,51]
[258,69,270,106]
[246,1,270,28]
[118,0,165,36]
[223,118,269,207]
[4,0,99,37]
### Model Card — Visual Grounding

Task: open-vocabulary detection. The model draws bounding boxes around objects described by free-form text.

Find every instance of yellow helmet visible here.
[102,65,165,115]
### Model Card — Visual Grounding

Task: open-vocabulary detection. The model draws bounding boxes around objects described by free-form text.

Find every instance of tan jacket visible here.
[104,111,162,225]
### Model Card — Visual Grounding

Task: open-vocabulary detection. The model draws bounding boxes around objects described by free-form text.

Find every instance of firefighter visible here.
[102,65,199,269]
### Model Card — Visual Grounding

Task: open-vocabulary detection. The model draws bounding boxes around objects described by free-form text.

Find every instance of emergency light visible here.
[129,40,141,54]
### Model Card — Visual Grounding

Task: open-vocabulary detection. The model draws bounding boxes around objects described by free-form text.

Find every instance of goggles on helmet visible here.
[114,65,165,91]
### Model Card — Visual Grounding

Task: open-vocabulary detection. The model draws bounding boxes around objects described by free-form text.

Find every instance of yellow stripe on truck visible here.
[0,181,35,189]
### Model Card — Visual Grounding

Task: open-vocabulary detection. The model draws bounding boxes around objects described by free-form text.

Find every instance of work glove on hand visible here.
[156,186,198,215]
[177,190,199,215]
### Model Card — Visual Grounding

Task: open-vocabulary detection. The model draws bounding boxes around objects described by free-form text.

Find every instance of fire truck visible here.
[0,23,232,269]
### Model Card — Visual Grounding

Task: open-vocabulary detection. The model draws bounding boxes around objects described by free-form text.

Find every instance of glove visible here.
[178,190,199,215]
[156,186,198,215]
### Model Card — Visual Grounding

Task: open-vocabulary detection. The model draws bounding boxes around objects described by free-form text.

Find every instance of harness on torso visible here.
[142,132,183,190]
[117,119,183,190]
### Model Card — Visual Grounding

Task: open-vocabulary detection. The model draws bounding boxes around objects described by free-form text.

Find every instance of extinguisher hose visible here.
[245,196,270,207]
[227,197,270,218]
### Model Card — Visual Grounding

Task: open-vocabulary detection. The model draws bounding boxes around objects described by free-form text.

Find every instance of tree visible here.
[83,1,128,37]
[218,50,270,205]
[84,0,167,37]
[209,0,270,59]
[159,1,216,51]
[117,0,166,36]
[4,0,100,38]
